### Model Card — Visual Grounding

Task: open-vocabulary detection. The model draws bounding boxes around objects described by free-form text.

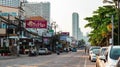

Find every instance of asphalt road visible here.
[0,49,95,67]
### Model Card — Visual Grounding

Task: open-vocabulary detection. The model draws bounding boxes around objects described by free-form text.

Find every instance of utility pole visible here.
[111,15,114,45]
[118,0,120,45]
[17,0,24,56]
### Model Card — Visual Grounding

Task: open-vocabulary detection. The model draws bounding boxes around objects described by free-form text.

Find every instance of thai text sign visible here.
[25,20,47,28]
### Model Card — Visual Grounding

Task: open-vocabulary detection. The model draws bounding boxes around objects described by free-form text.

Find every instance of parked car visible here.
[38,48,49,55]
[72,47,77,52]
[96,47,108,67]
[89,48,100,62]
[104,45,120,67]
[29,48,37,56]
[89,46,100,54]
[116,57,120,67]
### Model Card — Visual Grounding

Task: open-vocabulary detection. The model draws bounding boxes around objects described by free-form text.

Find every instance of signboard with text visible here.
[25,20,47,28]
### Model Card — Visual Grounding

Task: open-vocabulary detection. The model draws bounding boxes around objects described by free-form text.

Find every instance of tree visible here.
[78,39,85,46]
[102,0,120,45]
[84,5,118,46]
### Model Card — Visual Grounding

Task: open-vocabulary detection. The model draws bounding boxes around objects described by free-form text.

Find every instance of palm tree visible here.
[84,5,118,46]
[103,0,118,7]
[103,0,120,45]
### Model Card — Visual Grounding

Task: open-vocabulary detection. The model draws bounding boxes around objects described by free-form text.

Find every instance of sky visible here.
[27,0,106,36]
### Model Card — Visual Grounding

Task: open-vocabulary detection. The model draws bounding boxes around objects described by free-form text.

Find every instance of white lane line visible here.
[84,57,87,67]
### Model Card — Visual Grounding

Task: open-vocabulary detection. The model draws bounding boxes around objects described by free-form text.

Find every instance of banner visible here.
[25,20,47,28]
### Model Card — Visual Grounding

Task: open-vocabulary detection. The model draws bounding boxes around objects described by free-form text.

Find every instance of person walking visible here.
[56,42,60,55]
[85,46,87,54]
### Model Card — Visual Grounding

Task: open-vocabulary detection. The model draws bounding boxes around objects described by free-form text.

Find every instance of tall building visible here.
[23,2,50,36]
[0,0,20,7]
[24,2,50,24]
[72,12,79,40]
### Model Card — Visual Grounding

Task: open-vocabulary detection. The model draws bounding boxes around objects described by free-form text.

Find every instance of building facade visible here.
[0,5,39,55]
[23,2,51,37]
[72,12,79,40]
[78,28,83,40]
[0,0,20,7]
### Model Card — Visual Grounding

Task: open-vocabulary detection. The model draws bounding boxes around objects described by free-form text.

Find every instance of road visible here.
[0,49,95,67]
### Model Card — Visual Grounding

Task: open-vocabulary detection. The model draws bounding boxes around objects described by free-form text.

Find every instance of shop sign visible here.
[25,20,47,28]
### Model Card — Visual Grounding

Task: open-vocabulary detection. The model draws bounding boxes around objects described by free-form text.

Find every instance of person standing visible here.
[85,46,87,54]
[56,42,60,55]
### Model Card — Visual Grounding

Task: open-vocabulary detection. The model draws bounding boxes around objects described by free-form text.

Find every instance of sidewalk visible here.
[0,55,28,60]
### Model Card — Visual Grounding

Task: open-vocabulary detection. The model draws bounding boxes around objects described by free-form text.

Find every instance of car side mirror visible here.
[99,55,106,62]
[99,56,105,60]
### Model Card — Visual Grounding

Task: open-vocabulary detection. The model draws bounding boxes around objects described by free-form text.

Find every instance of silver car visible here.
[38,48,48,55]
[89,48,100,62]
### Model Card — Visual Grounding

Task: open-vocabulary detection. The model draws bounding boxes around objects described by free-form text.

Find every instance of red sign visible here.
[25,20,47,28]
[61,32,69,36]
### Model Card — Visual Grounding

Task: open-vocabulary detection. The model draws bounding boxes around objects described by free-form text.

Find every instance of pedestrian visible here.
[85,46,87,54]
[56,50,60,55]
[56,42,60,55]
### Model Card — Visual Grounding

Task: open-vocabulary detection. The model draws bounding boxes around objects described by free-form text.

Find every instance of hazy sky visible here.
[27,0,106,36]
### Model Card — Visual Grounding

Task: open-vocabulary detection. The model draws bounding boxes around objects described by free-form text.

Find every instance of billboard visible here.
[60,32,69,41]
[25,20,47,28]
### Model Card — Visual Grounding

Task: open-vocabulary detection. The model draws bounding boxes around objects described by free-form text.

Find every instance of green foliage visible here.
[78,39,85,45]
[84,5,118,46]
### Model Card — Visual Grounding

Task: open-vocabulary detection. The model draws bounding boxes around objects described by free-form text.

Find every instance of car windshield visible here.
[101,48,107,55]
[90,46,100,51]
[110,47,120,60]
[40,48,46,50]
[92,49,100,54]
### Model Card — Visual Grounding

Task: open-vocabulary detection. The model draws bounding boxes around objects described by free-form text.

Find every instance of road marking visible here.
[84,57,87,67]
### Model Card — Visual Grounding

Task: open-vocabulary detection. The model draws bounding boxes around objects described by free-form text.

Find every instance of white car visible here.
[89,48,100,62]
[104,45,120,67]
[89,46,100,54]
[38,48,48,55]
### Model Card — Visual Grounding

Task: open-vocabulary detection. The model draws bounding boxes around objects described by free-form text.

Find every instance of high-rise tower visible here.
[72,12,79,40]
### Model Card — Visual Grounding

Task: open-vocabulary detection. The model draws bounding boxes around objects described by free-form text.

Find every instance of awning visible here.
[9,36,19,39]
[19,36,28,39]
[9,36,29,39]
